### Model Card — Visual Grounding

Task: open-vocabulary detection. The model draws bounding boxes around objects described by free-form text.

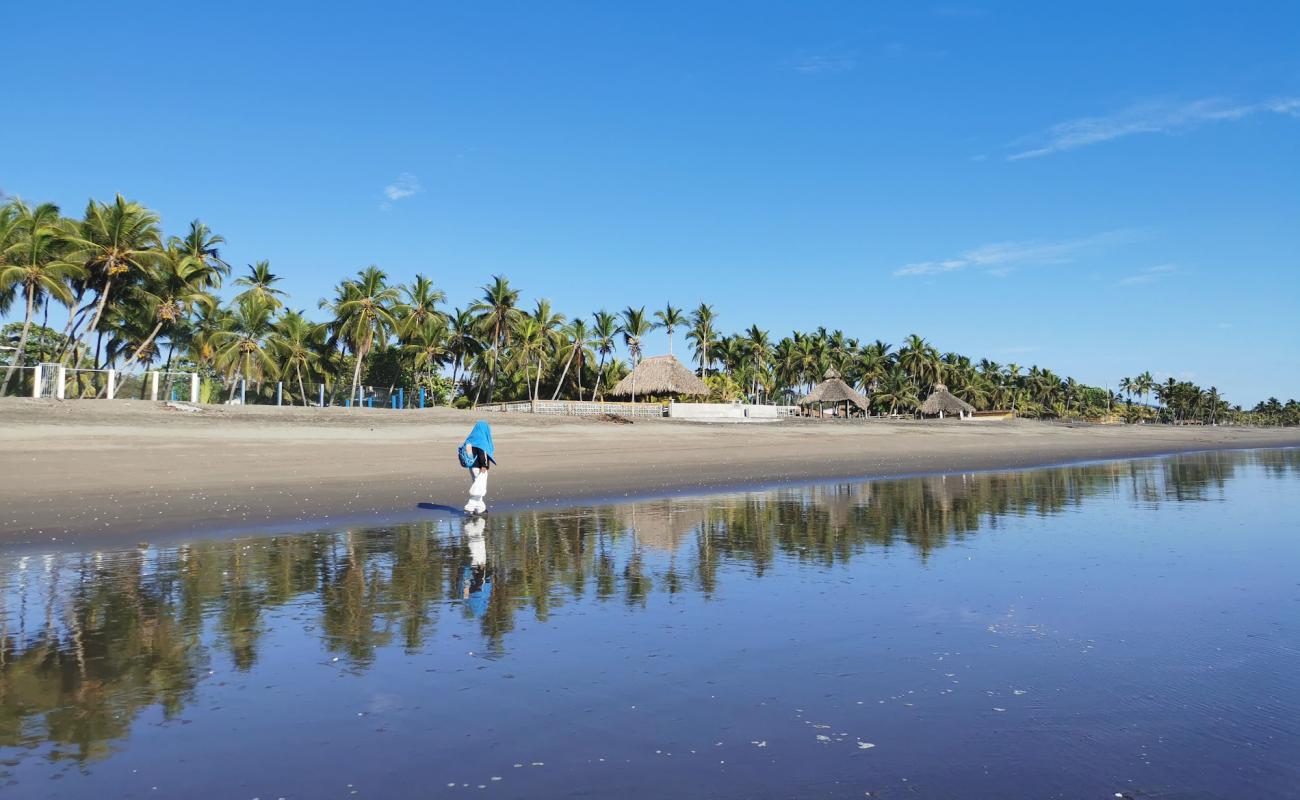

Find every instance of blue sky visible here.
[4,1,1298,404]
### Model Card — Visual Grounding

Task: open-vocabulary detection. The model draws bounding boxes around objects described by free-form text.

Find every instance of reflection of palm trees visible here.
[6,450,1296,765]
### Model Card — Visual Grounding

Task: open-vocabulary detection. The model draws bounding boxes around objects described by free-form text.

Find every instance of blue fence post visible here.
[319,385,325,407]
[399,388,405,409]
[391,395,397,410]
[345,398,351,408]
[368,395,374,409]
[419,388,426,409]
[240,380,246,405]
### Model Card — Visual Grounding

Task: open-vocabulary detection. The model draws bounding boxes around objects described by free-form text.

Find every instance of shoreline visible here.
[3,398,1299,548]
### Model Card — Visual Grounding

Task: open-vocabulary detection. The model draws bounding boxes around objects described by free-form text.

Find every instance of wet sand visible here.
[2,398,1298,544]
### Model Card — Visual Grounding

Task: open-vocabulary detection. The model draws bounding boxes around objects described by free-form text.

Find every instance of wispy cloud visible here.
[1117,264,1176,286]
[894,230,1132,278]
[789,54,857,75]
[381,173,422,208]
[1007,97,1300,160]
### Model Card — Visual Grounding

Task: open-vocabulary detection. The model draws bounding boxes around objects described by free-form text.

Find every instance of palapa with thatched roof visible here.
[609,354,709,400]
[799,368,871,417]
[920,383,975,419]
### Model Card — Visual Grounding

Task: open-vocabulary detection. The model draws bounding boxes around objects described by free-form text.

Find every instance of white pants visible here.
[465,468,488,513]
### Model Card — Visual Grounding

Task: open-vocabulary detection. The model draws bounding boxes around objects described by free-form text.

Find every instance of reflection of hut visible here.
[920,383,975,419]
[609,355,709,401]
[621,501,706,553]
[799,369,871,418]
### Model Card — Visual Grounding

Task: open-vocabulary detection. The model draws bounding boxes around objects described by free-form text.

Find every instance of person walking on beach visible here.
[459,420,496,514]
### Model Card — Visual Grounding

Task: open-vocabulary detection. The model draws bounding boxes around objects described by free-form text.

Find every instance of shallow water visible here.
[2,450,1298,799]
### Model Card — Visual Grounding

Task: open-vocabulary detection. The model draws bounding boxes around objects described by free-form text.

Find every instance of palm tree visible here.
[63,195,162,368]
[619,306,653,402]
[322,266,401,403]
[654,303,685,357]
[744,325,772,403]
[552,319,594,400]
[211,297,279,399]
[590,310,618,400]
[0,201,83,393]
[511,317,548,402]
[401,317,449,394]
[234,261,287,311]
[469,275,522,404]
[270,310,326,406]
[687,303,718,377]
[116,243,220,371]
[898,333,941,387]
[172,220,229,289]
[398,274,447,342]
[445,306,478,395]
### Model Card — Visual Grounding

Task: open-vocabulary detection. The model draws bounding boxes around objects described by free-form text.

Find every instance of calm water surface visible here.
[2,450,1298,799]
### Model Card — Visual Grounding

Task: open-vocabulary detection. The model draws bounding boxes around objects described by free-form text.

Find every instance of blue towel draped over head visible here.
[464,420,496,465]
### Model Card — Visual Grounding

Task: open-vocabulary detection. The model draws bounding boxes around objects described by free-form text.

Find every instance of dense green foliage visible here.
[1,195,1293,423]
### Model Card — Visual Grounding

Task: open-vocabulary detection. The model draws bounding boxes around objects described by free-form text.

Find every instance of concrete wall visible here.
[668,403,799,422]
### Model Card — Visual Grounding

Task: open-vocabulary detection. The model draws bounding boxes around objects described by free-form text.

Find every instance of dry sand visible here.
[2,398,1297,545]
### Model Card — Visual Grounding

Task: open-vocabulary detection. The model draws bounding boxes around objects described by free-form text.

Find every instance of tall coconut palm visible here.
[552,319,594,400]
[322,266,401,403]
[590,310,618,400]
[469,275,522,404]
[619,306,652,361]
[445,306,478,394]
[511,316,548,402]
[401,317,449,391]
[234,261,286,311]
[172,220,229,289]
[270,310,326,406]
[743,325,772,403]
[398,273,447,342]
[686,303,718,377]
[211,297,279,399]
[116,244,220,371]
[653,303,685,357]
[0,201,83,393]
[63,195,162,367]
[898,333,941,387]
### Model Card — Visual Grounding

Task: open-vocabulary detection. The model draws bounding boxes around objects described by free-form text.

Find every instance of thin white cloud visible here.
[1117,264,1177,286]
[1008,97,1300,160]
[790,55,857,75]
[894,230,1132,277]
[382,173,423,203]
[1216,322,1233,330]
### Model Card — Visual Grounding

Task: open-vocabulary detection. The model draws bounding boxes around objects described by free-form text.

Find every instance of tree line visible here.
[1,194,1294,424]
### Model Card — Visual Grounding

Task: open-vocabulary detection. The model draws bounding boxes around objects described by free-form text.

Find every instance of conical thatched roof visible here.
[609,354,709,398]
[800,368,870,409]
[920,383,975,416]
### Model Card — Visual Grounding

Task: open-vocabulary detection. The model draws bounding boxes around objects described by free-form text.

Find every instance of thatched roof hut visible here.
[609,354,709,399]
[799,368,870,412]
[920,383,975,418]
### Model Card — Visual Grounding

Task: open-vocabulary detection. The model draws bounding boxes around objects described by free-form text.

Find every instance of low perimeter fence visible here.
[479,400,669,418]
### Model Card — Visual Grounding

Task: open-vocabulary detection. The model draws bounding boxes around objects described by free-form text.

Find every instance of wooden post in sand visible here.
[276,382,283,406]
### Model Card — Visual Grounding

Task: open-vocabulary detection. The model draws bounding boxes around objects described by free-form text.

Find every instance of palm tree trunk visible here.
[485,322,501,404]
[593,352,607,401]
[1,289,35,394]
[118,320,166,371]
[297,364,308,408]
[534,357,543,403]
[71,279,114,371]
[551,348,577,400]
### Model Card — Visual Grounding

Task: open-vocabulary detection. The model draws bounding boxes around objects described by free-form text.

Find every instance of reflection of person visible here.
[461,516,492,617]
[459,421,496,514]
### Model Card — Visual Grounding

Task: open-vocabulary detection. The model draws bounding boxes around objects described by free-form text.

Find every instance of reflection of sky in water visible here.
[1,449,1298,798]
